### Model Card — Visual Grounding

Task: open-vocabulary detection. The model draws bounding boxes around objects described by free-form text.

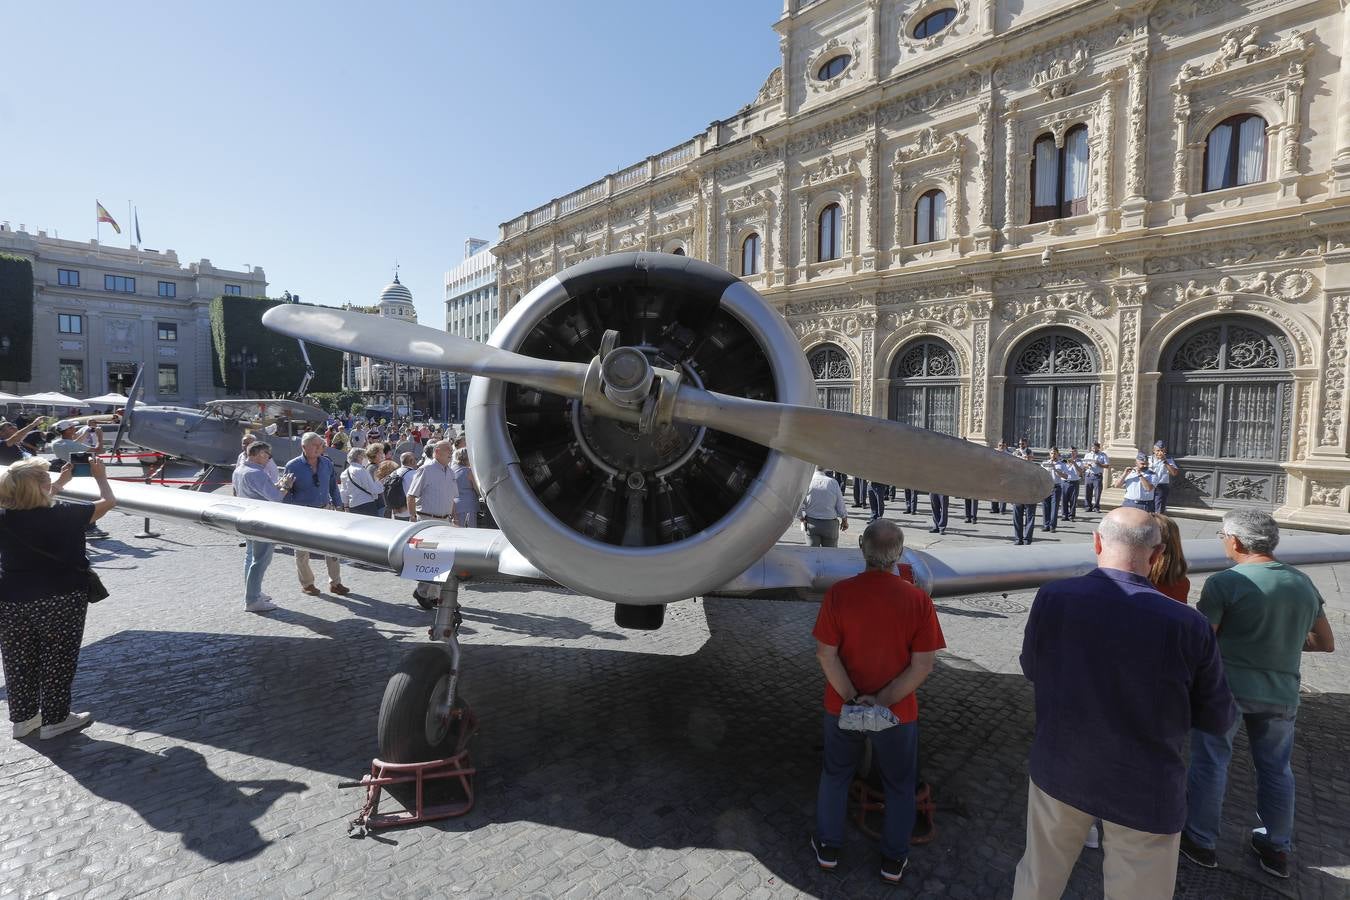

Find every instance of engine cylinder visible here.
[466,253,815,605]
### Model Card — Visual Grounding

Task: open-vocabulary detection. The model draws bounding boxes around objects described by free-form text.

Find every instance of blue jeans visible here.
[816,712,918,860]
[1186,699,1298,852]
[244,540,275,603]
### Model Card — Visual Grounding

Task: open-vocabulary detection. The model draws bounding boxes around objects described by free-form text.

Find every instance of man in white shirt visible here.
[1040,449,1071,533]
[800,465,849,547]
[1062,448,1084,521]
[1083,441,1109,513]
[406,441,457,522]
[50,421,90,462]
[1115,453,1156,511]
[1149,441,1181,515]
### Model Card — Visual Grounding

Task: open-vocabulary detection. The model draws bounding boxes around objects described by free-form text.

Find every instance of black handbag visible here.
[4,518,109,603]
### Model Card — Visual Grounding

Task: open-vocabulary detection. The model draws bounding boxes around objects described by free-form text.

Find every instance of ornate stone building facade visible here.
[495,0,1350,527]
[341,274,435,417]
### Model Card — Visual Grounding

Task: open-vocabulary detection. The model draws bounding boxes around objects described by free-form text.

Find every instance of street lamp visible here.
[230,345,259,398]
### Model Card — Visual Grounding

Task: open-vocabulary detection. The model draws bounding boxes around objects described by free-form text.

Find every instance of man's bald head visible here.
[1094,507,1163,576]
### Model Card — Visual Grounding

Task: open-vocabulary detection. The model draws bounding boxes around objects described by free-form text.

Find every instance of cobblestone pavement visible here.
[1,484,1348,899]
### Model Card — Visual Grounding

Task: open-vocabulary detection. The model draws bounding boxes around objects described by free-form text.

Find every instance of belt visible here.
[420,513,452,520]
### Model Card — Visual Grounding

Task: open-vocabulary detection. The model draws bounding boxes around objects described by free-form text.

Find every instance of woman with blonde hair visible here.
[0,456,116,739]
[1150,512,1190,603]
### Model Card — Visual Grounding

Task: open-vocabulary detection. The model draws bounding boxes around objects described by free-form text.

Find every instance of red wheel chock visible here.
[342,710,478,834]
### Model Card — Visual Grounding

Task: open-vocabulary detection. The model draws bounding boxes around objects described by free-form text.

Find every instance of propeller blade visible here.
[670,387,1054,503]
[261,304,1052,500]
[111,365,145,455]
[261,304,589,399]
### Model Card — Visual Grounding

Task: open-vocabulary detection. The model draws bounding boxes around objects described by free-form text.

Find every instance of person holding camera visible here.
[0,419,40,465]
[1115,453,1156,511]
[0,456,117,739]
[232,441,291,613]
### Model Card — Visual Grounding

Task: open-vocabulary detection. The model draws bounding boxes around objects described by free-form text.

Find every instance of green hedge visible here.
[0,255,34,382]
[209,295,342,395]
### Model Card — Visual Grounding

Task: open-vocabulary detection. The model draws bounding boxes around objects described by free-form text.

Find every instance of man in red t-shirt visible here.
[810,520,946,885]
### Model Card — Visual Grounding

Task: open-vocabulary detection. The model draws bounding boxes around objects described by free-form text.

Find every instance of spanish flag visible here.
[96,201,121,234]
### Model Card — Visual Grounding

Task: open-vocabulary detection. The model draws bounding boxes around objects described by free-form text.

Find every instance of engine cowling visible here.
[466,253,815,608]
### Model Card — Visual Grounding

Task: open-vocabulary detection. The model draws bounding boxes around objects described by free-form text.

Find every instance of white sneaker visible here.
[11,713,41,738]
[39,712,92,739]
[1084,823,1100,849]
[246,597,279,613]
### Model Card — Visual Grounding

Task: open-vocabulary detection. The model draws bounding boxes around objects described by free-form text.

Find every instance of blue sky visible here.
[3,1,782,325]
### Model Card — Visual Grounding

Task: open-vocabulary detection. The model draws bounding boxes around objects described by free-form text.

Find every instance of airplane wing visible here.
[56,476,1350,600]
[203,399,329,425]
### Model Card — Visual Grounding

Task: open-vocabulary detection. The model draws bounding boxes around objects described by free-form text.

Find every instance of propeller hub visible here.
[599,346,654,408]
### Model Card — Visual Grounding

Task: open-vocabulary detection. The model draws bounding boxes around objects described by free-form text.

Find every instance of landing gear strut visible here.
[351,575,476,827]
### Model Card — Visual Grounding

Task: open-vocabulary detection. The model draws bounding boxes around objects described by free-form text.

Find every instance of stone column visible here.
[1001,101,1019,248]
[1332,1,1350,194]
[1121,48,1150,228]
[968,298,993,439]
[859,308,878,417]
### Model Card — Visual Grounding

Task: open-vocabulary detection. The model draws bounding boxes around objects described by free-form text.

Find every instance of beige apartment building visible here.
[495,0,1350,526]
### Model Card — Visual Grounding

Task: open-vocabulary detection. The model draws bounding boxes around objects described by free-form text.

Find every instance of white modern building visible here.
[495,0,1350,527]
[443,238,500,420]
[0,223,266,406]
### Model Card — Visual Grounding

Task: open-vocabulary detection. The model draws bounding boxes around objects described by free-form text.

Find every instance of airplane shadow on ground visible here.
[47,599,1349,899]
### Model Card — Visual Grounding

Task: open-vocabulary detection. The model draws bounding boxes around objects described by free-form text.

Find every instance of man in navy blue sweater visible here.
[1012,507,1234,899]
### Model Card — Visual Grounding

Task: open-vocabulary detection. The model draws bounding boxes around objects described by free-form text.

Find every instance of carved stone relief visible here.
[996,290,1115,321]
[1309,481,1344,507]
[1117,306,1140,440]
[1322,294,1349,446]
[105,318,140,354]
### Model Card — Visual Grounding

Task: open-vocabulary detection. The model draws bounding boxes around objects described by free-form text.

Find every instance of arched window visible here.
[741,233,760,276]
[818,203,842,261]
[1204,114,1267,192]
[670,246,685,256]
[1159,317,1292,507]
[890,340,959,435]
[1004,330,1099,451]
[817,55,850,80]
[1030,125,1090,223]
[809,343,854,412]
[913,8,957,39]
[914,189,948,244]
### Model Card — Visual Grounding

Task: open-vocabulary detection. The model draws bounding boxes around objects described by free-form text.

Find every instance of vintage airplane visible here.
[52,253,1350,772]
[109,352,347,483]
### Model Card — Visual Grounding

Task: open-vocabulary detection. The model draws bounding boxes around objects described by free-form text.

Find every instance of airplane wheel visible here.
[377,645,472,810]
[378,645,465,762]
[413,588,437,611]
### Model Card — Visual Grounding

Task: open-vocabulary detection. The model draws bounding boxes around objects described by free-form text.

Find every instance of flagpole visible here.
[127,200,133,248]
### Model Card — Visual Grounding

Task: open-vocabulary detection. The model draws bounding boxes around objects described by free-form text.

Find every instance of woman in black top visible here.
[0,456,116,739]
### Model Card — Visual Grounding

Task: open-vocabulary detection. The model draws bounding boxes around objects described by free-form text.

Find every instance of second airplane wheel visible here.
[376,645,473,810]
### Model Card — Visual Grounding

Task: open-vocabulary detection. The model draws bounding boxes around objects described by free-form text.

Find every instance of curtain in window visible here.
[1012,386,1051,448]
[825,386,853,412]
[932,191,948,241]
[1236,117,1266,185]
[927,385,958,436]
[915,194,933,244]
[1033,139,1059,207]
[819,206,839,260]
[1064,129,1090,206]
[1206,123,1233,190]
[893,386,924,428]
[1222,382,1278,460]
[1053,384,1091,449]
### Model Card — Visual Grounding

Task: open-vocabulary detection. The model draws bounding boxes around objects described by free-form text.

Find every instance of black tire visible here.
[376,646,473,811]
[414,588,437,611]
[378,645,462,762]
[614,603,665,630]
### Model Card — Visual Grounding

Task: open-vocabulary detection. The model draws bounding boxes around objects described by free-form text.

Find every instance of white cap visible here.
[55,419,77,431]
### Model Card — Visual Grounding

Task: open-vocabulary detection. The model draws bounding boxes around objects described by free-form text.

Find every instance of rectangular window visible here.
[157,363,179,395]
[223,284,242,295]
[58,313,83,334]
[57,269,80,286]
[104,275,135,292]
[158,281,176,298]
[157,322,177,341]
[58,359,84,394]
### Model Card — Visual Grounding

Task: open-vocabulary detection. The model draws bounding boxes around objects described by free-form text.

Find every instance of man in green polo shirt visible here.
[1181,508,1336,879]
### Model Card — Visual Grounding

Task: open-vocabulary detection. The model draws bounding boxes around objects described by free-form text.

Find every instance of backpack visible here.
[382,467,408,510]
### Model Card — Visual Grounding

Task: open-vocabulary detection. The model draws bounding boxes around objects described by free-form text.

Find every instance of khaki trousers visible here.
[295,549,341,588]
[1012,779,1180,900]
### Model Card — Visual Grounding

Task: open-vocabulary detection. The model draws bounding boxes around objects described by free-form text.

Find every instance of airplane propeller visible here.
[111,364,146,456]
[262,305,1053,503]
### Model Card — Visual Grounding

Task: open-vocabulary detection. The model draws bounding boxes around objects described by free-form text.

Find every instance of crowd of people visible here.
[807,437,1181,548]
[810,505,1335,892]
[229,414,480,614]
